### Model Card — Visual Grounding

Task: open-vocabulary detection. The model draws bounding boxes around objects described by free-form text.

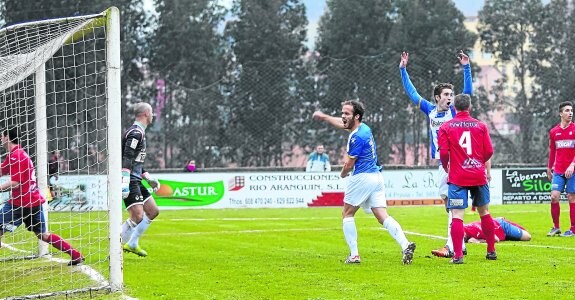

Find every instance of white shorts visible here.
[438,165,448,199]
[344,172,387,211]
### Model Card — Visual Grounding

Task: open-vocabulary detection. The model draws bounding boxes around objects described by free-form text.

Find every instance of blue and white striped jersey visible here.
[400,64,472,161]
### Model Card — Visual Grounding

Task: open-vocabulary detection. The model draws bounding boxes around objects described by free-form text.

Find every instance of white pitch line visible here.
[149,226,575,252]
[0,242,109,287]
[165,217,342,221]
[1,242,32,254]
[401,230,446,240]
[395,229,575,251]
[47,216,344,224]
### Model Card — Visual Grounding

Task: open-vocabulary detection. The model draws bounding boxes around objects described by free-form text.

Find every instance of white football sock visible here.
[446,210,454,250]
[121,218,136,245]
[383,216,409,250]
[128,215,152,249]
[342,217,359,257]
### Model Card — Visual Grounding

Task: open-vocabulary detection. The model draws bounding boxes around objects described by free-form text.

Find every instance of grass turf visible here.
[2,204,575,299]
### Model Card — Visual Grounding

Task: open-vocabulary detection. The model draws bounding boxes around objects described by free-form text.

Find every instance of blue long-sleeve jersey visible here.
[400,64,472,160]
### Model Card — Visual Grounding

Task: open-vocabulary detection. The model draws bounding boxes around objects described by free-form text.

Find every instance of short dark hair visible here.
[2,127,19,144]
[559,101,573,112]
[341,100,365,122]
[454,94,471,111]
[433,83,454,102]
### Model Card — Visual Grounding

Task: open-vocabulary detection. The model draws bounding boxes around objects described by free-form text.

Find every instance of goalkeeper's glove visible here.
[121,168,131,199]
[142,172,160,192]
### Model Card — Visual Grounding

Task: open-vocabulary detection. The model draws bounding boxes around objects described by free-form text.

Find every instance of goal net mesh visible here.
[0,11,116,298]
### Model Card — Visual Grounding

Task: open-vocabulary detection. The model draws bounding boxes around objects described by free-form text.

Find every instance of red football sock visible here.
[450,218,464,258]
[46,234,82,259]
[480,214,496,253]
[570,203,575,232]
[551,202,561,229]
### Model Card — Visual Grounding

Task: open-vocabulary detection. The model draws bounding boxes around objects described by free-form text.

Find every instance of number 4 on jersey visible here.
[459,131,472,155]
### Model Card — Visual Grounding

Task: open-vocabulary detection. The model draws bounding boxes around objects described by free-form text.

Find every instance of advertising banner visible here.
[0,176,107,212]
[149,169,502,209]
[0,168,502,211]
[148,172,342,209]
[502,168,562,204]
[48,175,108,211]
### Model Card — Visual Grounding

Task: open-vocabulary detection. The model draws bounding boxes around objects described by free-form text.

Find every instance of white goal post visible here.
[0,7,122,298]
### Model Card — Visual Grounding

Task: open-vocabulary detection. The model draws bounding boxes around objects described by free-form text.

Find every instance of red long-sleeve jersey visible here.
[464,221,505,241]
[438,111,493,186]
[0,145,45,207]
[547,122,575,175]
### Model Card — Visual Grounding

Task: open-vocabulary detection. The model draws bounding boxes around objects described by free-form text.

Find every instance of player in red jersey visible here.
[0,127,84,265]
[464,217,531,243]
[438,94,495,264]
[546,101,575,237]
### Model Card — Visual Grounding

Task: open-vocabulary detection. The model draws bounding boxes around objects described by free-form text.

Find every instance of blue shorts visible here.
[447,184,490,209]
[551,173,575,193]
[0,204,47,234]
[495,218,523,241]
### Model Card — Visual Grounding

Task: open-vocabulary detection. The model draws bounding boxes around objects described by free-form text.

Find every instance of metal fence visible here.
[130,53,562,170]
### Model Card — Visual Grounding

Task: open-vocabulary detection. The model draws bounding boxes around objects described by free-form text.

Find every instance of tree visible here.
[148,0,227,168]
[478,0,545,163]
[315,0,475,165]
[0,0,150,170]
[224,0,307,167]
[531,0,575,156]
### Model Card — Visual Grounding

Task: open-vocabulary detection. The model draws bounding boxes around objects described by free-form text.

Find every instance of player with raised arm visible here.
[546,101,575,237]
[313,101,416,265]
[438,94,495,264]
[0,127,84,265]
[399,50,475,258]
[120,103,161,257]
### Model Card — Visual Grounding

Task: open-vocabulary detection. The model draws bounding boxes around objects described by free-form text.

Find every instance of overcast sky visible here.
[302,0,486,48]
[144,0,487,48]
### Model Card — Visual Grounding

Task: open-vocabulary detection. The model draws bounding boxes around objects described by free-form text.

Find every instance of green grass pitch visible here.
[123,204,575,299]
[2,204,575,299]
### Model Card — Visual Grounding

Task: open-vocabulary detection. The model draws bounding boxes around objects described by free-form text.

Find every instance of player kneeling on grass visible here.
[120,103,160,257]
[438,94,496,264]
[313,100,416,265]
[464,217,531,243]
[0,127,84,266]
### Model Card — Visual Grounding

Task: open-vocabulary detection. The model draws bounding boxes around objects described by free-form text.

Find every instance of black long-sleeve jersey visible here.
[122,123,147,181]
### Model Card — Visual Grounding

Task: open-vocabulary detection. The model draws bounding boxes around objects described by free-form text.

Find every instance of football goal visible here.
[0,7,122,298]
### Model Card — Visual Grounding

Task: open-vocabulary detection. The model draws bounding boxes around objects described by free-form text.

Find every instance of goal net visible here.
[0,7,122,298]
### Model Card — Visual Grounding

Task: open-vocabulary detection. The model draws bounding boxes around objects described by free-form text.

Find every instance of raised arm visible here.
[399,52,426,107]
[458,50,473,96]
[312,111,345,130]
